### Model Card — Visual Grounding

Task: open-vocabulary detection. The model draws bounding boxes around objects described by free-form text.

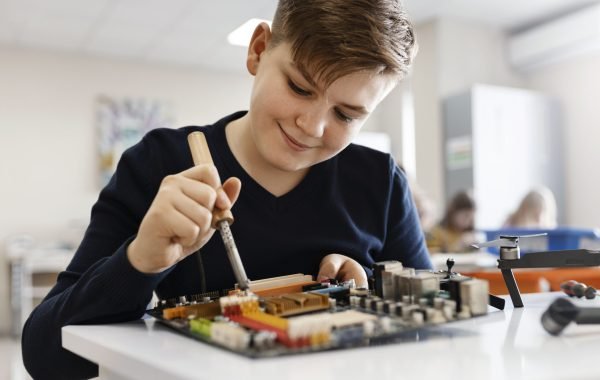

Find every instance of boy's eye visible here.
[335,108,354,123]
[288,79,311,96]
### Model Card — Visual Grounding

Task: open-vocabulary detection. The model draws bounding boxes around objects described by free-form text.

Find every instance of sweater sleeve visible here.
[378,159,433,270]
[21,133,173,380]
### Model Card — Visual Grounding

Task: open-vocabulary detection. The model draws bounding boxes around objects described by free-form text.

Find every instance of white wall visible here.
[370,83,406,160]
[411,21,442,212]
[525,54,600,227]
[437,18,525,98]
[0,47,253,334]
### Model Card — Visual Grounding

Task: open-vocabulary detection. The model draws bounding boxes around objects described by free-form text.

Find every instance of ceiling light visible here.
[227,18,272,47]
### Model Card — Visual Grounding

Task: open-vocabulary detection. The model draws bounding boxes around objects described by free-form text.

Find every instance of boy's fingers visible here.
[339,261,368,288]
[182,164,222,189]
[218,177,242,208]
[161,208,202,248]
[171,195,213,236]
[317,254,343,281]
[318,254,368,288]
[178,177,219,210]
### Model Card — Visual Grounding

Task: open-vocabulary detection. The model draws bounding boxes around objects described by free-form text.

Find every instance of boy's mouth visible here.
[278,124,312,151]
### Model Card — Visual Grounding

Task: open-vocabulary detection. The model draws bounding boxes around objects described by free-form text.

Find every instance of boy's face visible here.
[244,24,397,173]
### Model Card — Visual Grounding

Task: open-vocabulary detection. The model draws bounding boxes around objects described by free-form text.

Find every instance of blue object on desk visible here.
[483,227,600,254]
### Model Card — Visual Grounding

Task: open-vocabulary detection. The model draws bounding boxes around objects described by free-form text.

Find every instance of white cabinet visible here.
[443,84,565,228]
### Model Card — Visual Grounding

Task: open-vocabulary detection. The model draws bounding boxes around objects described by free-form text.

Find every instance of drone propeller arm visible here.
[473,238,518,249]
[498,249,600,269]
[473,233,547,249]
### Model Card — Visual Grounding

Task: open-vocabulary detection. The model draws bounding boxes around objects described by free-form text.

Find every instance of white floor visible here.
[0,336,32,380]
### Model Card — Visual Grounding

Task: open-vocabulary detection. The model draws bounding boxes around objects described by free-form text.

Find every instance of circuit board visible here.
[147,260,491,358]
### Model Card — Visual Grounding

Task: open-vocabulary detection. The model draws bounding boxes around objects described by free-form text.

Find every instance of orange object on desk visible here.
[463,268,600,295]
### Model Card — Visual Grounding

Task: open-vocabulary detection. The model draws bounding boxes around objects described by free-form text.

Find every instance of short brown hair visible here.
[270,0,416,87]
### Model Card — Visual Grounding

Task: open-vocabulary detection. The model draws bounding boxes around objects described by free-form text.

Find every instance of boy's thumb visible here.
[222,177,242,205]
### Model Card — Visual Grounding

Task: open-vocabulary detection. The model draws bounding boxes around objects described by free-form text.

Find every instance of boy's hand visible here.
[317,253,368,288]
[127,164,241,274]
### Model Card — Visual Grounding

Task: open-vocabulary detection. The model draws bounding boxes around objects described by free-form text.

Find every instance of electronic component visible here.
[161,300,220,320]
[460,279,489,316]
[148,261,490,358]
[262,293,329,316]
[373,260,404,298]
[247,274,316,296]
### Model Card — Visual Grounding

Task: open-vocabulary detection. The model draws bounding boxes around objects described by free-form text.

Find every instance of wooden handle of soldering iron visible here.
[187,131,234,228]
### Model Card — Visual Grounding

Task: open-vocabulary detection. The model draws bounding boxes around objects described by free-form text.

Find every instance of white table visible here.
[62,292,600,380]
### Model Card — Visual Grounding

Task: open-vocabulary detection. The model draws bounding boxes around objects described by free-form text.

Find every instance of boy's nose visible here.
[295,108,327,138]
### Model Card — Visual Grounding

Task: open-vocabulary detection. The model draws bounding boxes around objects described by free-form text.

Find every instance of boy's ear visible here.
[246,22,272,75]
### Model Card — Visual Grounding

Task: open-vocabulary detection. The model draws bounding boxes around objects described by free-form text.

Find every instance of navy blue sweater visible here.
[22,111,431,379]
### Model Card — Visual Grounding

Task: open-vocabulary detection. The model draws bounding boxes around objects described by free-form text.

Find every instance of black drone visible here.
[473,234,600,307]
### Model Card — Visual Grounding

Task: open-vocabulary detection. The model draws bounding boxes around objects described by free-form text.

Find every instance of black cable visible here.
[195,250,207,294]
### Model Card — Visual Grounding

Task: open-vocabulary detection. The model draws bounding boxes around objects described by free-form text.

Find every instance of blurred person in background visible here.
[397,164,437,234]
[410,180,436,234]
[427,190,480,253]
[503,186,558,228]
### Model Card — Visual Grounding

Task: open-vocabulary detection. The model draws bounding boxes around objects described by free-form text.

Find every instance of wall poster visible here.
[97,95,174,187]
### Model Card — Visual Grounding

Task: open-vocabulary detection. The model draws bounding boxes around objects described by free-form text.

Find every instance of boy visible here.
[22,0,431,378]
